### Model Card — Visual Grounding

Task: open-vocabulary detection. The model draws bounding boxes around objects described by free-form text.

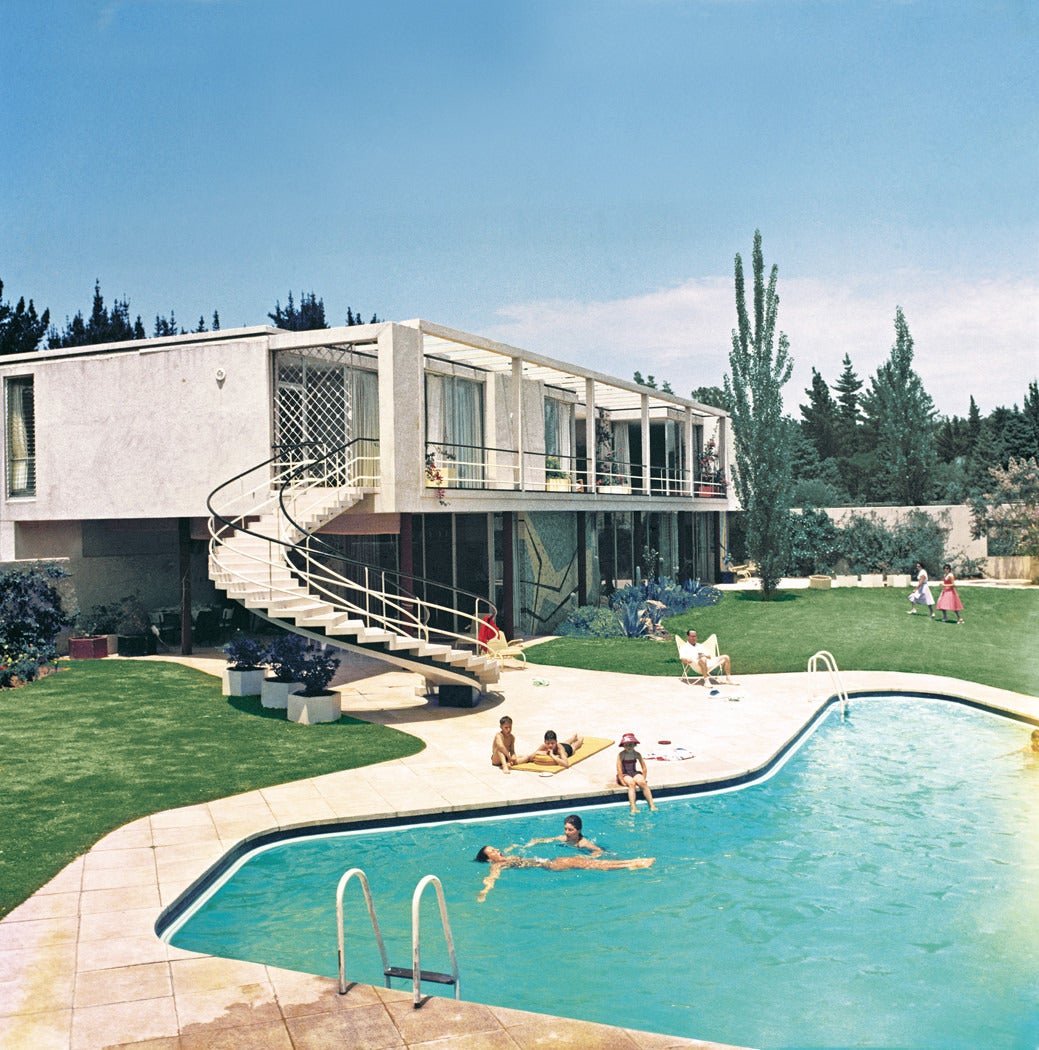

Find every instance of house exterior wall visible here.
[0,333,272,522]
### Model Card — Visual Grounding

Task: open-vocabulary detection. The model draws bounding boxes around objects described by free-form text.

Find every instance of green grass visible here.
[529,586,1039,697]
[0,660,423,919]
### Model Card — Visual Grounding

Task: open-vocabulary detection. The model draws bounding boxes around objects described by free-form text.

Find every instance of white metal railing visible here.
[808,650,849,718]
[335,870,459,1008]
[425,440,725,498]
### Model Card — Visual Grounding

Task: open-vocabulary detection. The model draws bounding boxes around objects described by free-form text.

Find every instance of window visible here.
[425,374,484,487]
[6,376,35,497]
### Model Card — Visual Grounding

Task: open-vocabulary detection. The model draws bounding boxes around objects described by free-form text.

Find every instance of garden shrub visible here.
[555,605,625,638]
[0,563,72,685]
[788,506,842,575]
[614,597,647,637]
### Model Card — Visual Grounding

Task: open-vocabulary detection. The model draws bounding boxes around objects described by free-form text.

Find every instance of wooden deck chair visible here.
[675,633,724,684]
[731,563,756,581]
[479,629,527,669]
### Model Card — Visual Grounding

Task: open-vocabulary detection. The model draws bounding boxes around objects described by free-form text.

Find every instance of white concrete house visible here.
[1,319,734,687]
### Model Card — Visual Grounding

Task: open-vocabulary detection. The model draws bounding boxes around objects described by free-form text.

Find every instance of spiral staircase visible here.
[207,441,500,690]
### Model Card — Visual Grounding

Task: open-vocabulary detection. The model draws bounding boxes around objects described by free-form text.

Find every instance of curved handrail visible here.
[808,649,849,718]
[336,868,389,995]
[410,874,459,1007]
[207,440,497,653]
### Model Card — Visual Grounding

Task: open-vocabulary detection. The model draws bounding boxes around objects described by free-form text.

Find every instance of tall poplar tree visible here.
[723,230,794,599]
[860,306,937,505]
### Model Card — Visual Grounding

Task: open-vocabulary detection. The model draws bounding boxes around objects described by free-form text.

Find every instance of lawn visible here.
[528,586,1039,697]
[0,659,423,919]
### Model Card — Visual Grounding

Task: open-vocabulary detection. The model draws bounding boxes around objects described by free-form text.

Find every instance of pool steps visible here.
[808,650,849,718]
[336,868,460,1008]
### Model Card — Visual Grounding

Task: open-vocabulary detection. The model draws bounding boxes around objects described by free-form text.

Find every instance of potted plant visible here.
[260,633,307,709]
[545,455,571,492]
[223,635,267,696]
[287,643,342,724]
[113,595,157,657]
[70,602,116,659]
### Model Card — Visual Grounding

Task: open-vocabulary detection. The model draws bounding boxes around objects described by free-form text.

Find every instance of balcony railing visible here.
[424,442,727,499]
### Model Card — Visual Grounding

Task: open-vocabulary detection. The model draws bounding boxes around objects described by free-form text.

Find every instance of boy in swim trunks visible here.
[523,729,584,768]
[491,715,518,773]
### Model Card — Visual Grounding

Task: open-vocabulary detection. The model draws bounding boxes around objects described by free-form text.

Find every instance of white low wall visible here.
[821,504,986,562]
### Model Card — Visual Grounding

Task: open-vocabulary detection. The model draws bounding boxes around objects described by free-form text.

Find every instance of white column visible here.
[585,378,596,488]
[513,357,524,491]
[641,392,651,494]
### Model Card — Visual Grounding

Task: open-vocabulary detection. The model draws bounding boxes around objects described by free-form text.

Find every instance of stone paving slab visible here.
[1,647,1035,1050]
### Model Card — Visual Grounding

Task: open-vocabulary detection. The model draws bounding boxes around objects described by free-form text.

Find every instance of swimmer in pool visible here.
[524,813,603,855]
[998,728,1039,758]
[523,729,584,768]
[474,845,654,901]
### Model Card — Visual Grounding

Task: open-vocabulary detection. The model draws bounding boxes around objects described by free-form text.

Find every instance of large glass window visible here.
[6,376,35,497]
[425,374,484,487]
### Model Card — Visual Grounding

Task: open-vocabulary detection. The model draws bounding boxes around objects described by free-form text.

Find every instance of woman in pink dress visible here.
[935,563,965,624]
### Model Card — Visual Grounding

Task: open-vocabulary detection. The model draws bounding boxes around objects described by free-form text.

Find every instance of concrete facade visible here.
[1,321,734,631]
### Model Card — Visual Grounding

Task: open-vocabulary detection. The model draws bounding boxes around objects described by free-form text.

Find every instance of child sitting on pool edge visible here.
[491,715,518,773]
[616,733,657,813]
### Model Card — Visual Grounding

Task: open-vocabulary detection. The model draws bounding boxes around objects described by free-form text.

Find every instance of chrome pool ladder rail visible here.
[336,870,460,1008]
[336,867,390,995]
[807,649,849,718]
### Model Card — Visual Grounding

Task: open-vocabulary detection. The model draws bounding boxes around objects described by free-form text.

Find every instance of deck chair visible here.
[731,563,756,582]
[479,629,527,669]
[675,633,724,684]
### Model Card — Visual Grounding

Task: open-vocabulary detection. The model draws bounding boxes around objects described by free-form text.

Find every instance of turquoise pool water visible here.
[165,698,1039,1049]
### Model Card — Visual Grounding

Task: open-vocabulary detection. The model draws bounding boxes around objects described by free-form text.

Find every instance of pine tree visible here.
[800,367,840,461]
[833,353,863,452]
[859,307,937,505]
[269,291,328,331]
[0,279,50,355]
[722,230,794,599]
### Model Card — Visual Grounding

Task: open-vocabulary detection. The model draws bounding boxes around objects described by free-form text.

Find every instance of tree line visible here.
[635,297,1038,513]
[0,278,379,355]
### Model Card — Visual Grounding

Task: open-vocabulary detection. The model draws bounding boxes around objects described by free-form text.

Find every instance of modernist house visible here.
[1,320,734,688]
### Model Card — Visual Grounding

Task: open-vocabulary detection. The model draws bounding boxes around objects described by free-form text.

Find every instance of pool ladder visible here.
[808,649,849,718]
[336,868,460,1008]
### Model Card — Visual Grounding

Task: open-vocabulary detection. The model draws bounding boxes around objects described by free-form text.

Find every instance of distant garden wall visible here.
[822,505,986,562]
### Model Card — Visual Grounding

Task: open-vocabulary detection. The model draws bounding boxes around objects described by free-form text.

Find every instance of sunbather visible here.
[678,629,736,685]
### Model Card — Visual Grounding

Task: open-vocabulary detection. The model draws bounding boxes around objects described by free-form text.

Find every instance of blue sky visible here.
[3,0,1036,416]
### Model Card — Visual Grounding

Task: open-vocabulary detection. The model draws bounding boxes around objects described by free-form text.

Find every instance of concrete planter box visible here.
[546,478,571,492]
[809,575,832,589]
[288,690,341,724]
[261,677,302,709]
[69,636,109,659]
[223,667,265,696]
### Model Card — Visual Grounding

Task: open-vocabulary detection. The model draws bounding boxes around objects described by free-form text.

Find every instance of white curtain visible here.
[6,378,32,494]
[352,369,379,484]
[613,423,631,485]
[425,374,484,486]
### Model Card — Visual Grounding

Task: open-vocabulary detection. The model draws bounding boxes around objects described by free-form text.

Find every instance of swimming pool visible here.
[162,698,1039,1049]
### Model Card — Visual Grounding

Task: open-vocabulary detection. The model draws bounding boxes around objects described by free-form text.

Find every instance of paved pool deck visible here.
[2,639,1037,1049]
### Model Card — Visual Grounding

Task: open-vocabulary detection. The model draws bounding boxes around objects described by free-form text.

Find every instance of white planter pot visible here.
[223,667,266,696]
[261,677,302,709]
[287,690,341,724]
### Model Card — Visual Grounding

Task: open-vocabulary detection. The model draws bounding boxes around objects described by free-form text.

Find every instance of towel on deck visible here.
[512,736,615,774]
